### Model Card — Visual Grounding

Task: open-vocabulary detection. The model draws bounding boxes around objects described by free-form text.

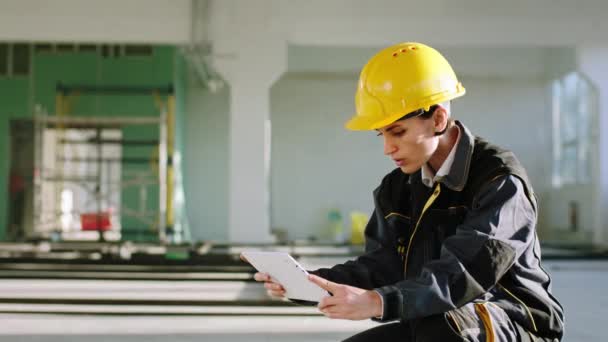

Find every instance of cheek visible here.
[398,135,437,165]
[418,137,438,159]
[401,135,433,158]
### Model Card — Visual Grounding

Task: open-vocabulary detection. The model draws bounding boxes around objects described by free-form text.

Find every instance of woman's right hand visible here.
[254,272,286,298]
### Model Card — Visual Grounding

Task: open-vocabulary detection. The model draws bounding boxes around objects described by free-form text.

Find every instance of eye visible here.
[392,130,406,137]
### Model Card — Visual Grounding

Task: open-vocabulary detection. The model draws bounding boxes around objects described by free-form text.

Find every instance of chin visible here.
[400,165,421,175]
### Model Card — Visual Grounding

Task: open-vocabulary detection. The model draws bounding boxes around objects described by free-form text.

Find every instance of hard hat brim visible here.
[345,88,466,131]
[345,111,407,131]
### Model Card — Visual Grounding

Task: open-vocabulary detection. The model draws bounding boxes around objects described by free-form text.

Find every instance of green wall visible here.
[0,77,29,241]
[0,46,180,242]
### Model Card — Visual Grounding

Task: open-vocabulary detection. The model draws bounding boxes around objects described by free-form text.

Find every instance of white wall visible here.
[184,80,230,242]
[4,0,608,46]
[280,0,608,46]
[537,48,598,243]
[269,75,555,240]
[181,41,606,247]
[542,185,596,243]
[268,72,554,240]
[1,0,606,245]
[455,77,551,192]
[270,73,393,241]
[0,0,191,43]
[267,45,558,240]
[201,0,608,245]
[455,77,556,236]
[185,44,594,243]
[578,46,608,246]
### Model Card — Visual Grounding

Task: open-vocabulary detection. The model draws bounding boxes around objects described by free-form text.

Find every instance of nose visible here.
[383,137,397,156]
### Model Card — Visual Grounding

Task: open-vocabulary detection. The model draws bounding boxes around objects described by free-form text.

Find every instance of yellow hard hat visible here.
[346,42,466,131]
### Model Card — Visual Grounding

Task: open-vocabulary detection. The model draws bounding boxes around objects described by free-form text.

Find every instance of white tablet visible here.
[241,251,329,302]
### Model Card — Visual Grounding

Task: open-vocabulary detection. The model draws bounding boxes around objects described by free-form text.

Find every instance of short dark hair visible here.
[397,104,452,136]
[418,105,439,120]
[397,104,439,121]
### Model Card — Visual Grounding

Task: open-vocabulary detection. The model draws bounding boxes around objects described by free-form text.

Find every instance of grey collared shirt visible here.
[421,124,461,188]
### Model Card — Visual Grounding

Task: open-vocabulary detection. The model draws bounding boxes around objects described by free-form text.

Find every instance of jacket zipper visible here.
[404,182,441,277]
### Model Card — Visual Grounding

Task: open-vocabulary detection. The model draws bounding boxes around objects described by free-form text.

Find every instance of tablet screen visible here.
[242,251,329,302]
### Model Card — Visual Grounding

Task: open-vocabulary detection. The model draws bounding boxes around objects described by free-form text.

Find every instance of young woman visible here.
[247,42,564,342]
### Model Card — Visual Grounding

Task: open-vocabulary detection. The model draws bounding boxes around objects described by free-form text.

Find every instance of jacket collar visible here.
[410,120,474,192]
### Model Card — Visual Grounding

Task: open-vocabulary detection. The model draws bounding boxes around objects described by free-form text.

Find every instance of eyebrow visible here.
[376,125,399,134]
[386,125,399,132]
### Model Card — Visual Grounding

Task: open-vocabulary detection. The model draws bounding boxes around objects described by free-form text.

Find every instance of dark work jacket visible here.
[313,121,564,340]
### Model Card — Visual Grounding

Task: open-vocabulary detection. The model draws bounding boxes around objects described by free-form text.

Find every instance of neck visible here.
[427,125,459,172]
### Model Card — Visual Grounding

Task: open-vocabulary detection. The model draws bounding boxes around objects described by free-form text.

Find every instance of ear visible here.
[433,105,449,134]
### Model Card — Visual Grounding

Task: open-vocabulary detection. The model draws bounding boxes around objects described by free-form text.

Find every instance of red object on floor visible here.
[81,212,112,231]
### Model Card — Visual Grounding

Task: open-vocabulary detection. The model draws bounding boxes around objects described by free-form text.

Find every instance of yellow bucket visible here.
[350,211,368,245]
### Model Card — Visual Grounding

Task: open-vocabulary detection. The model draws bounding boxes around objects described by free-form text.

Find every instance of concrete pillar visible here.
[577,46,608,248]
[209,0,286,243]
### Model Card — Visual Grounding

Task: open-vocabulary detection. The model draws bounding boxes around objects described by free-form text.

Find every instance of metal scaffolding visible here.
[30,84,176,244]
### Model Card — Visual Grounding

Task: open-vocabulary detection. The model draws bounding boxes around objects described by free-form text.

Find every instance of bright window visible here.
[552,71,597,186]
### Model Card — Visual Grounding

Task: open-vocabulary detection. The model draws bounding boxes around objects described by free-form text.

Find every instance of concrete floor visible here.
[0,260,604,341]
